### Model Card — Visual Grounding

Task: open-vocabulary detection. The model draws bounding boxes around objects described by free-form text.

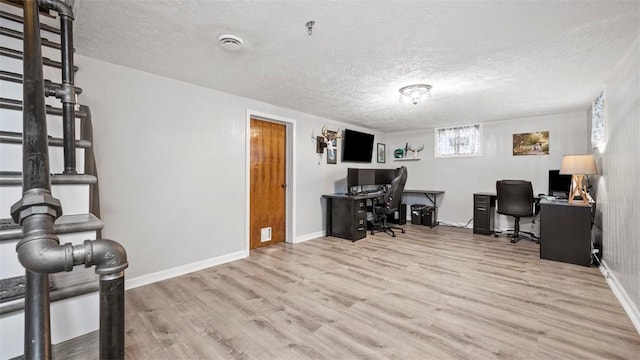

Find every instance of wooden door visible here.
[250,118,286,249]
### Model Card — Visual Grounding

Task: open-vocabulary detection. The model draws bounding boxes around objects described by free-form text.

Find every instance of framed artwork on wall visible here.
[326,138,337,164]
[377,143,386,163]
[512,131,549,156]
[324,129,338,164]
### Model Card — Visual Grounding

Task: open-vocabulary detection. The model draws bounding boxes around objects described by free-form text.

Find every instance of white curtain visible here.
[591,92,604,147]
[436,124,481,157]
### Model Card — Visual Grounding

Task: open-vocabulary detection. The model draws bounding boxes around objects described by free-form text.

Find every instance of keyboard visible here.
[359,190,384,196]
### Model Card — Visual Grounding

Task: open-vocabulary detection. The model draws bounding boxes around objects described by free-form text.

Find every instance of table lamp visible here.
[560,154,598,205]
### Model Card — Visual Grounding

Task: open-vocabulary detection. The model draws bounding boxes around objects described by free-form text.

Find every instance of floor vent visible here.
[260,227,272,242]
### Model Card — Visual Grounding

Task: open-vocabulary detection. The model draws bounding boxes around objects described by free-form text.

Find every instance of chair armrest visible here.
[534,196,541,215]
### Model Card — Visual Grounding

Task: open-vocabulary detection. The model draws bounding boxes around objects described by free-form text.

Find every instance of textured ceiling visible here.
[71,0,640,132]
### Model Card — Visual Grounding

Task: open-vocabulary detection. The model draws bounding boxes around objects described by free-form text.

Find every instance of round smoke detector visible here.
[217,34,244,51]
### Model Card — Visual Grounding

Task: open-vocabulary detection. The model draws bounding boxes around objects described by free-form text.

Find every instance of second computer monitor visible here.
[347,168,397,189]
[548,169,572,198]
[347,168,375,188]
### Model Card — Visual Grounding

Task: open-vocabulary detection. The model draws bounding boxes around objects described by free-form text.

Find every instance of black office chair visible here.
[371,166,407,237]
[496,180,539,243]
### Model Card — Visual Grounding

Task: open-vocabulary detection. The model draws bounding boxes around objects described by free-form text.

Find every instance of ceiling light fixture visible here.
[217,34,244,51]
[399,84,432,105]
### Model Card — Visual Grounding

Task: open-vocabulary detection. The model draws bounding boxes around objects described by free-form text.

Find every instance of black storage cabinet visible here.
[473,193,495,235]
[330,197,367,241]
[410,204,426,225]
[421,206,435,226]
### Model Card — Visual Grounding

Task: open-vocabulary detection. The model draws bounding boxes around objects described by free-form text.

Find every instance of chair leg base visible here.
[371,225,404,237]
[389,225,405,234]
[509,233,538,244]
[500,230,539,244]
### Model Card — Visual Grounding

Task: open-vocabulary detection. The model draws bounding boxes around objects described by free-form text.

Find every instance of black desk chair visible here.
[496,179,539,243]
[371,166,407,237]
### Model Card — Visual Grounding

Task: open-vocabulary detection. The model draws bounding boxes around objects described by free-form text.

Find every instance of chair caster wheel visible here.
[401,229,405,234]
[510,238,516,243]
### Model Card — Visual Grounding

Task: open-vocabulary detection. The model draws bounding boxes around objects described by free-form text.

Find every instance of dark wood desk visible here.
[540,199,593,266]
[322,193,382,241]
[403,190,445,227]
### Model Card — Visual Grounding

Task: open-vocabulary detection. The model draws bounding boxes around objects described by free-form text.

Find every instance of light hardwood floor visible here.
[54,224,640,359]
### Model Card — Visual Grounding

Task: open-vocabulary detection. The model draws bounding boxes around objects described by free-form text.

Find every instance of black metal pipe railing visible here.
[39,0,77,174]
[100,275,126,359]
[13,1,129,359]
[24,270,53,360]
[21,0,50,192]
[13,3,59,358]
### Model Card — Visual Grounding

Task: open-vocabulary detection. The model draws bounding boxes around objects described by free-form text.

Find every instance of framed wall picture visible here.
[377,143,386,163]
[512,131,549,156]
[327,139,338,165]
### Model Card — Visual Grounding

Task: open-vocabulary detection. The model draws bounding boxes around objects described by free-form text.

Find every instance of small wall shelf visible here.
[393,158,421,161]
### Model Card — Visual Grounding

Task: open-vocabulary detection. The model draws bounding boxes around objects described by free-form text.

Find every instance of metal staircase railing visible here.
[1,0,129,358]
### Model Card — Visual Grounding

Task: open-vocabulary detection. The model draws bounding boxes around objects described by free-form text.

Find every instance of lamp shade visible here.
[560,154,597,175]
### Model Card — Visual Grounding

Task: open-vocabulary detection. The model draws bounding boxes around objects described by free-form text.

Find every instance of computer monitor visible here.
[375,169,396,185]
[347,168,397,193]
[347,168,376,189]
[548,169,572,198]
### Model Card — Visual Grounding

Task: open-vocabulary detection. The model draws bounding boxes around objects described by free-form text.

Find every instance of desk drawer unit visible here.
[330,198,367,241]
[473,194,495,235]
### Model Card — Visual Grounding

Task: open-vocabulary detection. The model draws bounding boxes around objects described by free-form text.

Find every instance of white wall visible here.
[12,50,592,292]
[75,55,385,283]
[593,34,640,330]
[386,112,588,228]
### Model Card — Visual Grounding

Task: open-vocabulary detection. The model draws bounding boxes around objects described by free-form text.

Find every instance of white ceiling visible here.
[72,0,640,132]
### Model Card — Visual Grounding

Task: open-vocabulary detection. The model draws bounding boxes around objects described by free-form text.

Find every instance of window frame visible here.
[591,91,605,148]
[434,123,483,158]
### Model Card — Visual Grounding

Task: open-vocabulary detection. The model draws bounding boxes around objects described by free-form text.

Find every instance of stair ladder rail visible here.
[11,1,128,359]
[81,104,102,238]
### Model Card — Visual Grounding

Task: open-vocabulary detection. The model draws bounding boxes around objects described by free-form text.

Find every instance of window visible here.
[591,91,604,148]
[435,124,482,158]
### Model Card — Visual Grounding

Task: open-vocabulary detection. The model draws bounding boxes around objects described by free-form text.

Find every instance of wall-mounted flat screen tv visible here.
[342,129,374,163]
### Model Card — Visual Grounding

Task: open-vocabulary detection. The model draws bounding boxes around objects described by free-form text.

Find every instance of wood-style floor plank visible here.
[53,225,640,359]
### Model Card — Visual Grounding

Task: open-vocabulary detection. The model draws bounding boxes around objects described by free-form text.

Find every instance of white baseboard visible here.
[438,219,473,229]
[125,250,248,290]
[600,260,640,334]
[292,231,323,244]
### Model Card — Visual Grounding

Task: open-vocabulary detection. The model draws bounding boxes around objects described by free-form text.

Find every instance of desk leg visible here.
[425,193,438,228]
[325,198,332,236]
[433,195,438,228]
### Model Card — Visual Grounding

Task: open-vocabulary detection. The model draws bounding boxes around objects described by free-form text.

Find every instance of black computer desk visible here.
[402,189,445,228]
